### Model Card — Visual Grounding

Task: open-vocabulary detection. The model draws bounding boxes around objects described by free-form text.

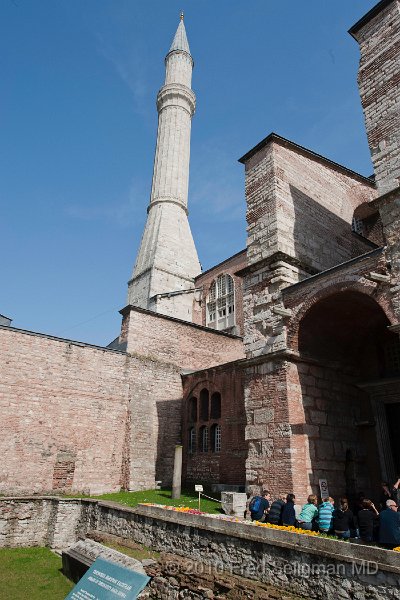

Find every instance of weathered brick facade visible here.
[182,361,246,486]
[1,1,400,503]
[350,0,400,195]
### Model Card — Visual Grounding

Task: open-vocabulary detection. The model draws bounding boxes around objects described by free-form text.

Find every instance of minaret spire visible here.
[127,16,201,321]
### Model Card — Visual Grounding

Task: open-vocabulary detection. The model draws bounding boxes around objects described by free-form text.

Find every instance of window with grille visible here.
[206,274,235,330]
[211,424,221,453]
[200,426,209,452]
[352,216,365,236]
[188,428,196,454]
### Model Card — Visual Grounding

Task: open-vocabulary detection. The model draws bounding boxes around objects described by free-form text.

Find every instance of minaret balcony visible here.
[157,83,196,116]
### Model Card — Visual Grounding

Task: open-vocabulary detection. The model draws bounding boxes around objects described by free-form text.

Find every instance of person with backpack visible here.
[249,490,271,522]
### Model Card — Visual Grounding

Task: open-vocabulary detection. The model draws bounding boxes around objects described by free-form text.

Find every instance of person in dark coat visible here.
[357,499,379,543]
[281,494,296,526]
[332,497,357,540]
[267,495,286,525]
[379,479,400,510]
[379,500,400,548]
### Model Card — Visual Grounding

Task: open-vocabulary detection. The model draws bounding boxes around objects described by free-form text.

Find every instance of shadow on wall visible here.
[295,291,397,503]
[155,398,183,487]
[290,185,376,273]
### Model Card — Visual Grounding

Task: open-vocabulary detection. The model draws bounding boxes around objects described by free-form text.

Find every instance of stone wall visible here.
[182,361,246,486]
[351,0,400,195]
[0,326,183,495]
[241,134,376,274]
[1,498,400,599]
[120,306,245,371]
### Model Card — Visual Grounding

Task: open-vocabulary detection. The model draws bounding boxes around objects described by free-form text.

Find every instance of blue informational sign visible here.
[65,557,150,600]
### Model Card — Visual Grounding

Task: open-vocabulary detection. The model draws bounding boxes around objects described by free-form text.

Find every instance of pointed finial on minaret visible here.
[180,11,184,21]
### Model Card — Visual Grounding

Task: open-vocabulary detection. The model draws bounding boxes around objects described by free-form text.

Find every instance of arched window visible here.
[199,426,209,452]
[188,428,196,454]
[210,392,221,420]
[206,274,235,330]
[199,389,209,421]
[188,397,197,422]
[211,424,221,453]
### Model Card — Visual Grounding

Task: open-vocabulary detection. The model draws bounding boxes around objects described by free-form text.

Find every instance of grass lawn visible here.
[93,487,222,515]
[0,547,73,600]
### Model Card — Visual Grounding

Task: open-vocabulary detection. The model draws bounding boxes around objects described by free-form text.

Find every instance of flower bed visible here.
[139,504,320,537]
[139,504,400,548]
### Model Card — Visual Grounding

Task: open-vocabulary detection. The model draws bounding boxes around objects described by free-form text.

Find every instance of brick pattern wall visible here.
[244,139,376,274]
[244,359,296,497]
[353,0,400,195]
[241,139,377,361]
[192,251,247,336]
[375,189,400,325]
[182,362,246,486]
[0,328,130,495]
[122,307,245,371]
[0,326,183,495]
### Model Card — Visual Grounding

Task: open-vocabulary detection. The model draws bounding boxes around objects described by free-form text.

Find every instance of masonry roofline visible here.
[120,304,243,340]
[282,247,384,295]
[0,324,126,354]
[349,0,394,39]
[238,132,376,186]
[195,248,247,281]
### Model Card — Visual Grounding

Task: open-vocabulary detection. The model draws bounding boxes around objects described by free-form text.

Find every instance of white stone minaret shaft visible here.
[127,15,201,321]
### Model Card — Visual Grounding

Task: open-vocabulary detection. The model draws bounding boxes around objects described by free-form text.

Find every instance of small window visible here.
[200,389,209,421]
[188,397,197,422]
[352,216,365,236]
[210,392,221,420]
[211,424,221,453]
[200,426,209,452]
[188,428,196,454]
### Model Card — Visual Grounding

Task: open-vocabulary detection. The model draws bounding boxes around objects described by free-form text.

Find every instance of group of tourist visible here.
[247,478,400,549]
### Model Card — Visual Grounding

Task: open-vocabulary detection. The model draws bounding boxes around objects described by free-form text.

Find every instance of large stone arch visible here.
[287,276,396,353]
[286,279,400,501]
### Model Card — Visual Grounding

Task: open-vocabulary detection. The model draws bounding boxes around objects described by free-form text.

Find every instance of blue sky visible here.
[1,0,378,345]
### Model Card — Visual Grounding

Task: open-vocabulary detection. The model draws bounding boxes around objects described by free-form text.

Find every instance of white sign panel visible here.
[319,478,329,499]
[195,484,203,492]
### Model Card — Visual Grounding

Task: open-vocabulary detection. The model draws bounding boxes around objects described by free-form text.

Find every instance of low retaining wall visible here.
[0,497,399,599]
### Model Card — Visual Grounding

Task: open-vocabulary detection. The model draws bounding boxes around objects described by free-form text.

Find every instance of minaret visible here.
[127,14,201,321]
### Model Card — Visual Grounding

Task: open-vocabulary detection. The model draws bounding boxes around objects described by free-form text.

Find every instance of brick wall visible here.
[242,136,376,274]
[181,362,246,486]
[121,306,245,371]
[0,326,183,495]
[351,0,400,195]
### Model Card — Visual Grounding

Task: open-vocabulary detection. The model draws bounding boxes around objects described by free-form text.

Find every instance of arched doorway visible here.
[298,290,400,500]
